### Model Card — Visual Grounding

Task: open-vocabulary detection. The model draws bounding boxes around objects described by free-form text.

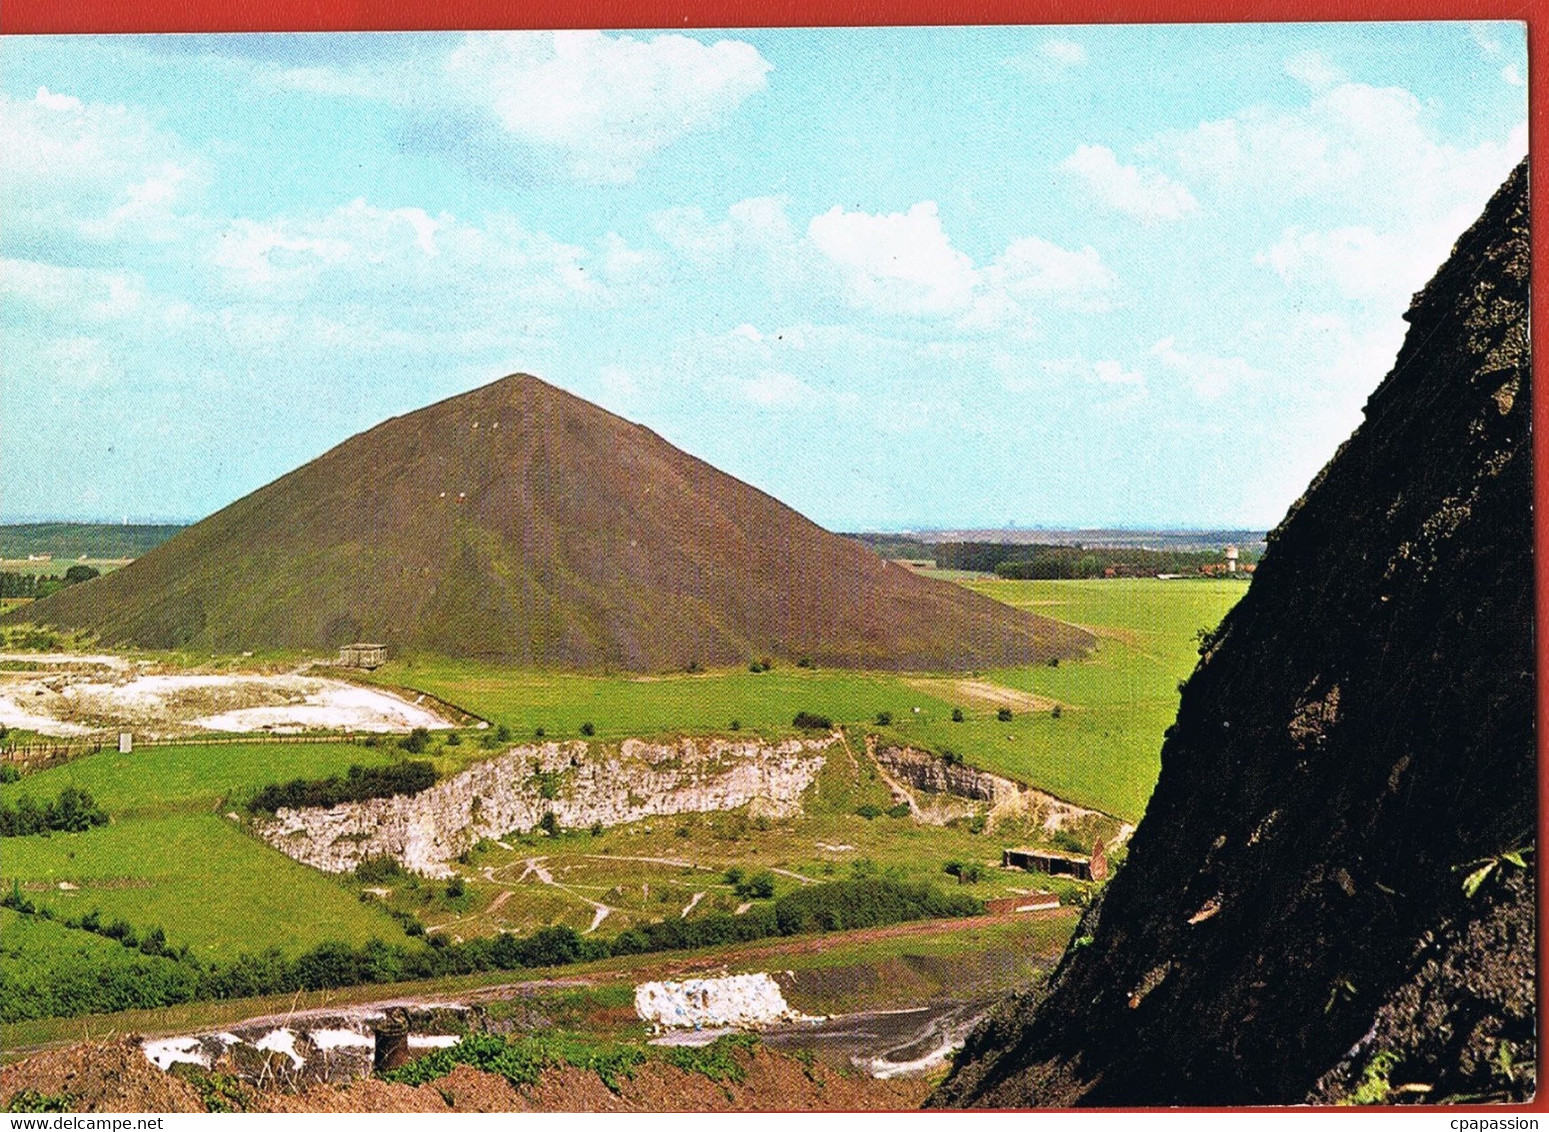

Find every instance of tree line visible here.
[245,760,437,814]
[0,787,108,837]
[0,875,983,1022]
[0,566,99,600]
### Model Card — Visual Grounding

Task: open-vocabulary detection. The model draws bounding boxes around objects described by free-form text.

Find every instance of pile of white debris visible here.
[634,972,811,1030]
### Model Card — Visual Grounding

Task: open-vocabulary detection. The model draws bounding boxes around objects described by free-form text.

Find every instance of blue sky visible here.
[0,24,1528,530]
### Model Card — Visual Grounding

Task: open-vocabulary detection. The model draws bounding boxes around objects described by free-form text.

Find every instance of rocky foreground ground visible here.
[1,1036,931,1113]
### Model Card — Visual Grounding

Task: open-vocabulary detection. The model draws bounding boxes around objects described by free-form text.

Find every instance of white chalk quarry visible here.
[634,972,812,1030]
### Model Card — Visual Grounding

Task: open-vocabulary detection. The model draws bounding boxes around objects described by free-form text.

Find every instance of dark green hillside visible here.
[9,375,1091,671]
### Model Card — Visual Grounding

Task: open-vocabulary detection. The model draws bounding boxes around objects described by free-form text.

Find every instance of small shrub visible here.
[539,812,561,837]
[735,870,776,900]
[951,708,965,723]
[445,731,461,746]
[886,802,912,819]
[729,719,741,731]
[874,711,892,726]
[1051,705,1063,719]
[854,803,883,820]
[400,727,431,754]
[446,876,465,899]
[997,707,1013,722]
[580,721,595,737]
[590,821,605,837]
[495,724,513,743]
[796,657,813,669]
[1047,657,1059,668]
[792,711,832,731]
[5,1090,72,1113]
[535,727,545,738]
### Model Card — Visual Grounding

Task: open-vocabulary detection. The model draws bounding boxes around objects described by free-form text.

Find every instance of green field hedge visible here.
[1,876,984,1021]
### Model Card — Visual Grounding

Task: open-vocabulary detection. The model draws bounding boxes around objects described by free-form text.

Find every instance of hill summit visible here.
[14,375,1090,671]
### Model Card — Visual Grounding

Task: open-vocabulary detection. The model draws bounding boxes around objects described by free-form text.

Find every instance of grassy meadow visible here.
[376,577,1245,821]
[0,575,1244,1029]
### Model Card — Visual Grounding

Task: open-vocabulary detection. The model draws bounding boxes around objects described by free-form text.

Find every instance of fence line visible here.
[0,731,379,769]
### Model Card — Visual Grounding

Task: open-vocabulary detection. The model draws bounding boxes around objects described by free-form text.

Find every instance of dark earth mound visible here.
[932,160,1533,1107]
[8,375,1090,671]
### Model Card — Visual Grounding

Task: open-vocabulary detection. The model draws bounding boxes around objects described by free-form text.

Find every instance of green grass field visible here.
[0,740,405,818]
[0,741,423,958]
[0,576,1242,1026]
[378,578,1244,821]
[0,814,412,957]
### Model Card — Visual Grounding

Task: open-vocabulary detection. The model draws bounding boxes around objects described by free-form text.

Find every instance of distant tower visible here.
[1225,545,1239,573]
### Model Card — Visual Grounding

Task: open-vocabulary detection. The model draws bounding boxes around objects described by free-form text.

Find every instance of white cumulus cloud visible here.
[444,31,771,183]
[1060,144,1199,223]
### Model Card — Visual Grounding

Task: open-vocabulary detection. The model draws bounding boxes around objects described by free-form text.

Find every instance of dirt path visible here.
[903,677,1060,713]
[580,854,720,872]
[513,857,613,934]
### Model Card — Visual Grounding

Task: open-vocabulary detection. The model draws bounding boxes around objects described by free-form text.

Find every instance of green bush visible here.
[580,722,595,737]
[354,855,404,884]
[854,804,883,820]
[792,711,832,731]
[0,786,109,837]
[875,711,892,726]
[246,762,435,814]
[886,802,912,819]
[996,707,1013,722]
[951,708,965,723]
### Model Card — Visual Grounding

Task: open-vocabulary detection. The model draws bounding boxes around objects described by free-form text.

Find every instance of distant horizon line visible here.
[2,515,1271,537]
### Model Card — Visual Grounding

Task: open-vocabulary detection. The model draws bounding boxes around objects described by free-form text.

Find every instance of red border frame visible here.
[0,0,1542,1115]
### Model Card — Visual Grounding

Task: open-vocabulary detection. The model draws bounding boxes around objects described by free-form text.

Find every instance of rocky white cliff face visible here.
[874,743,1125,836]
[253,735,836,877]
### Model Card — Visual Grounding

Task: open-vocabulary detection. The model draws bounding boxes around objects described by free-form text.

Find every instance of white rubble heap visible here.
[634,972,814,1031]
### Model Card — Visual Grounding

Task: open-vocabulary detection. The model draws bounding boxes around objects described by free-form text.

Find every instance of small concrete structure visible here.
[338,643,385,669]
[1003,839,1108,883]
[984,892,1060,914]
[118,732,133,754]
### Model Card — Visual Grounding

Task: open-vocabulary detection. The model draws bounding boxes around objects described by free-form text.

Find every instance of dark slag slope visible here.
[11,376,1091,671]
[933,160,1534,1106]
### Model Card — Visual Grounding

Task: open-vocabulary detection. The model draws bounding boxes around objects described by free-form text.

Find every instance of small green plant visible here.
[400,727,431,754]
[997,707,1013,722]
[854,803,883,819]
[579,721,595,737]
[446,876,466,899]
[875,711,892,726]
[445,731,461,746]
[729,719,741,731]
[748,658,773,673]
[951,708,965,722]
[665,1033,760,1083]
[1051,705,1063,719]
[793,711,832,730]
[1458,846,1532,898]
[886,802,912,818]
[734,869,776,899]
[796,657,813,668]
[539,812,561,837]
[182,1070,250,1113]
[4,1089,72,1113]
[1344,1050,1401,1106]
[495,724,512,743]
[590,820,605,837]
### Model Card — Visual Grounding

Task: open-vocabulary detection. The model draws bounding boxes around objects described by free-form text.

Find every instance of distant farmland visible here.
[0,523,185,561]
